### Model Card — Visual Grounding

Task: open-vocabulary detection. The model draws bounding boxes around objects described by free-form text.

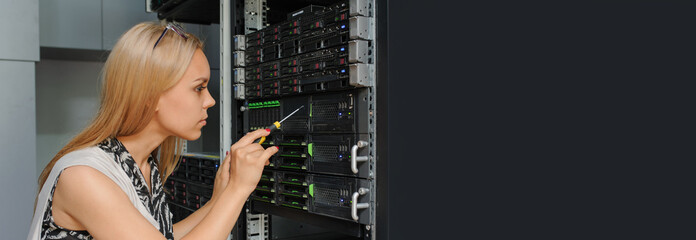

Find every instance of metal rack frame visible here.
[221,0,382,239]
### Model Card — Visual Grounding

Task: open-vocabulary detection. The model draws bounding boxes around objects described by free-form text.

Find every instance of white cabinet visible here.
[39,0,102,50]
[0,0,39,61]
[39,0,158,50]
[102,0,158,50]
[0,61,37,240]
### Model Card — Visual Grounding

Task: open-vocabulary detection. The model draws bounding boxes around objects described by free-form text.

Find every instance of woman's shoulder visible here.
[50,144,132,195]
[52,145,119,176]
[58,145,112,164]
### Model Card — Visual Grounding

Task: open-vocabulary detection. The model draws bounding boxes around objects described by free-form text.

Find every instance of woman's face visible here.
[154,49,215,140]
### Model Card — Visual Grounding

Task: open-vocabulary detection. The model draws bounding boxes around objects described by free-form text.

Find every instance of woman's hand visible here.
[210,150,232,204]
[227,129,279,194]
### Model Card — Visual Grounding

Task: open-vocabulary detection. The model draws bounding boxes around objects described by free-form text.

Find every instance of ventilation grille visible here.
[282,118,308,131]
[313,145,338,162]
[312,103,339,121]
[313,186,341,206]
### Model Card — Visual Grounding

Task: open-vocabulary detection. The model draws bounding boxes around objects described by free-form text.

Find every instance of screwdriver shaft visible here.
[279,105,304,123]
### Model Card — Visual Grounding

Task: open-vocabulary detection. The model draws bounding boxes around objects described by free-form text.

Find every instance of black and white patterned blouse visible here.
[40,138,174,240]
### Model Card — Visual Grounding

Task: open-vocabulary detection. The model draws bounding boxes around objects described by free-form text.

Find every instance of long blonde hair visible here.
[38,22,203,189]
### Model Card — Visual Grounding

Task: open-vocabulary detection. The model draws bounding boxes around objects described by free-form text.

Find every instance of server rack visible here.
[157,0,388,239]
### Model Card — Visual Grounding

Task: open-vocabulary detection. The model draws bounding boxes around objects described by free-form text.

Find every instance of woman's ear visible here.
[154,97,161,112]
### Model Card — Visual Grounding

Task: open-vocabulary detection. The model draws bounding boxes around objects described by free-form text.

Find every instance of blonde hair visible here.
[38,22,203,189]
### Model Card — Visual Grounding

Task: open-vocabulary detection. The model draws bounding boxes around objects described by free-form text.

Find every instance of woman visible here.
[27,22,277,240]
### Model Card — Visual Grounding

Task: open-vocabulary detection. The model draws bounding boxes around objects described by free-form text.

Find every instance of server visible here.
[231,1,377,239]
[164,153,219,223]
[156,0,380,239]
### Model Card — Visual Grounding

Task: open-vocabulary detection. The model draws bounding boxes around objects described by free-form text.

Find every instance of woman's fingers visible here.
[227,145,279,191]
[229,129,271,153]
[261,146,279,165]
[235,129,270,145]
[220,151,231,176]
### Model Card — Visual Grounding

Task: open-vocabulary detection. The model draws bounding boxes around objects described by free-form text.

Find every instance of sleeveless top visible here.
[27,138,174,240]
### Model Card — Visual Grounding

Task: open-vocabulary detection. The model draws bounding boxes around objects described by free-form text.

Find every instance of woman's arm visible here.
[171,199,214,239]
[53,166,169,240]
[176,129,277,239]
[55,129,276,240]
[173,149,232,239]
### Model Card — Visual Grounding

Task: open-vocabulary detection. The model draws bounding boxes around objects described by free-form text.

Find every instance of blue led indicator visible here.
[341,25,346,29]
[215,164,219,168]
[340,47,345,51]
[339,112,342,116]
[341,69,346,73]
[339,155,343,158]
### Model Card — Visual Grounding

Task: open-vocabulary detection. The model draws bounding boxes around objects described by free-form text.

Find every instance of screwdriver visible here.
[254,105,304,144]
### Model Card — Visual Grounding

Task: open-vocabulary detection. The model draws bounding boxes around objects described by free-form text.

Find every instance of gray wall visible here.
[0,0,39,239]
[35,60,103,176]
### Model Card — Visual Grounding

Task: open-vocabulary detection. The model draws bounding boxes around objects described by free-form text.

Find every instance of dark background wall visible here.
[385,1,693,239]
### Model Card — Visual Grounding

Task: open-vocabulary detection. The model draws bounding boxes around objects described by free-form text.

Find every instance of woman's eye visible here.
[196,86,207,92]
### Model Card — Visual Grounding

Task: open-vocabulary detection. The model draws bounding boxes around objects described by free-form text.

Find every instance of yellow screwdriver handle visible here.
[254,121,281,144]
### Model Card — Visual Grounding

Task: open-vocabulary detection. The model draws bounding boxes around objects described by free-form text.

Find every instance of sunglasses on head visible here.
[153,22,188,49]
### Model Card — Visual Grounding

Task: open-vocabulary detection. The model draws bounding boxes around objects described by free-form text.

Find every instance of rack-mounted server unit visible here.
[228,0,377,239]
[164,153,219,223]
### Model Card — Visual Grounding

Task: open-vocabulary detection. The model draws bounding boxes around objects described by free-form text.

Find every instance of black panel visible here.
[164,154,219,221]
[251,201,363,238]
[153,0,219,24]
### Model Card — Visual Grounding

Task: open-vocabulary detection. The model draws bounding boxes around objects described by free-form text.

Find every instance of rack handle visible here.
[351,140,370,174]
[351,188,370,221]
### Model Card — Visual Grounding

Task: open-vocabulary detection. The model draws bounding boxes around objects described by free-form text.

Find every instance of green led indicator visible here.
[308,143,313,157]
[309,184,314,197]
[335,17,339,21]
[309,104,313,117]
[282,204,303,210]
[280,166,301,169]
